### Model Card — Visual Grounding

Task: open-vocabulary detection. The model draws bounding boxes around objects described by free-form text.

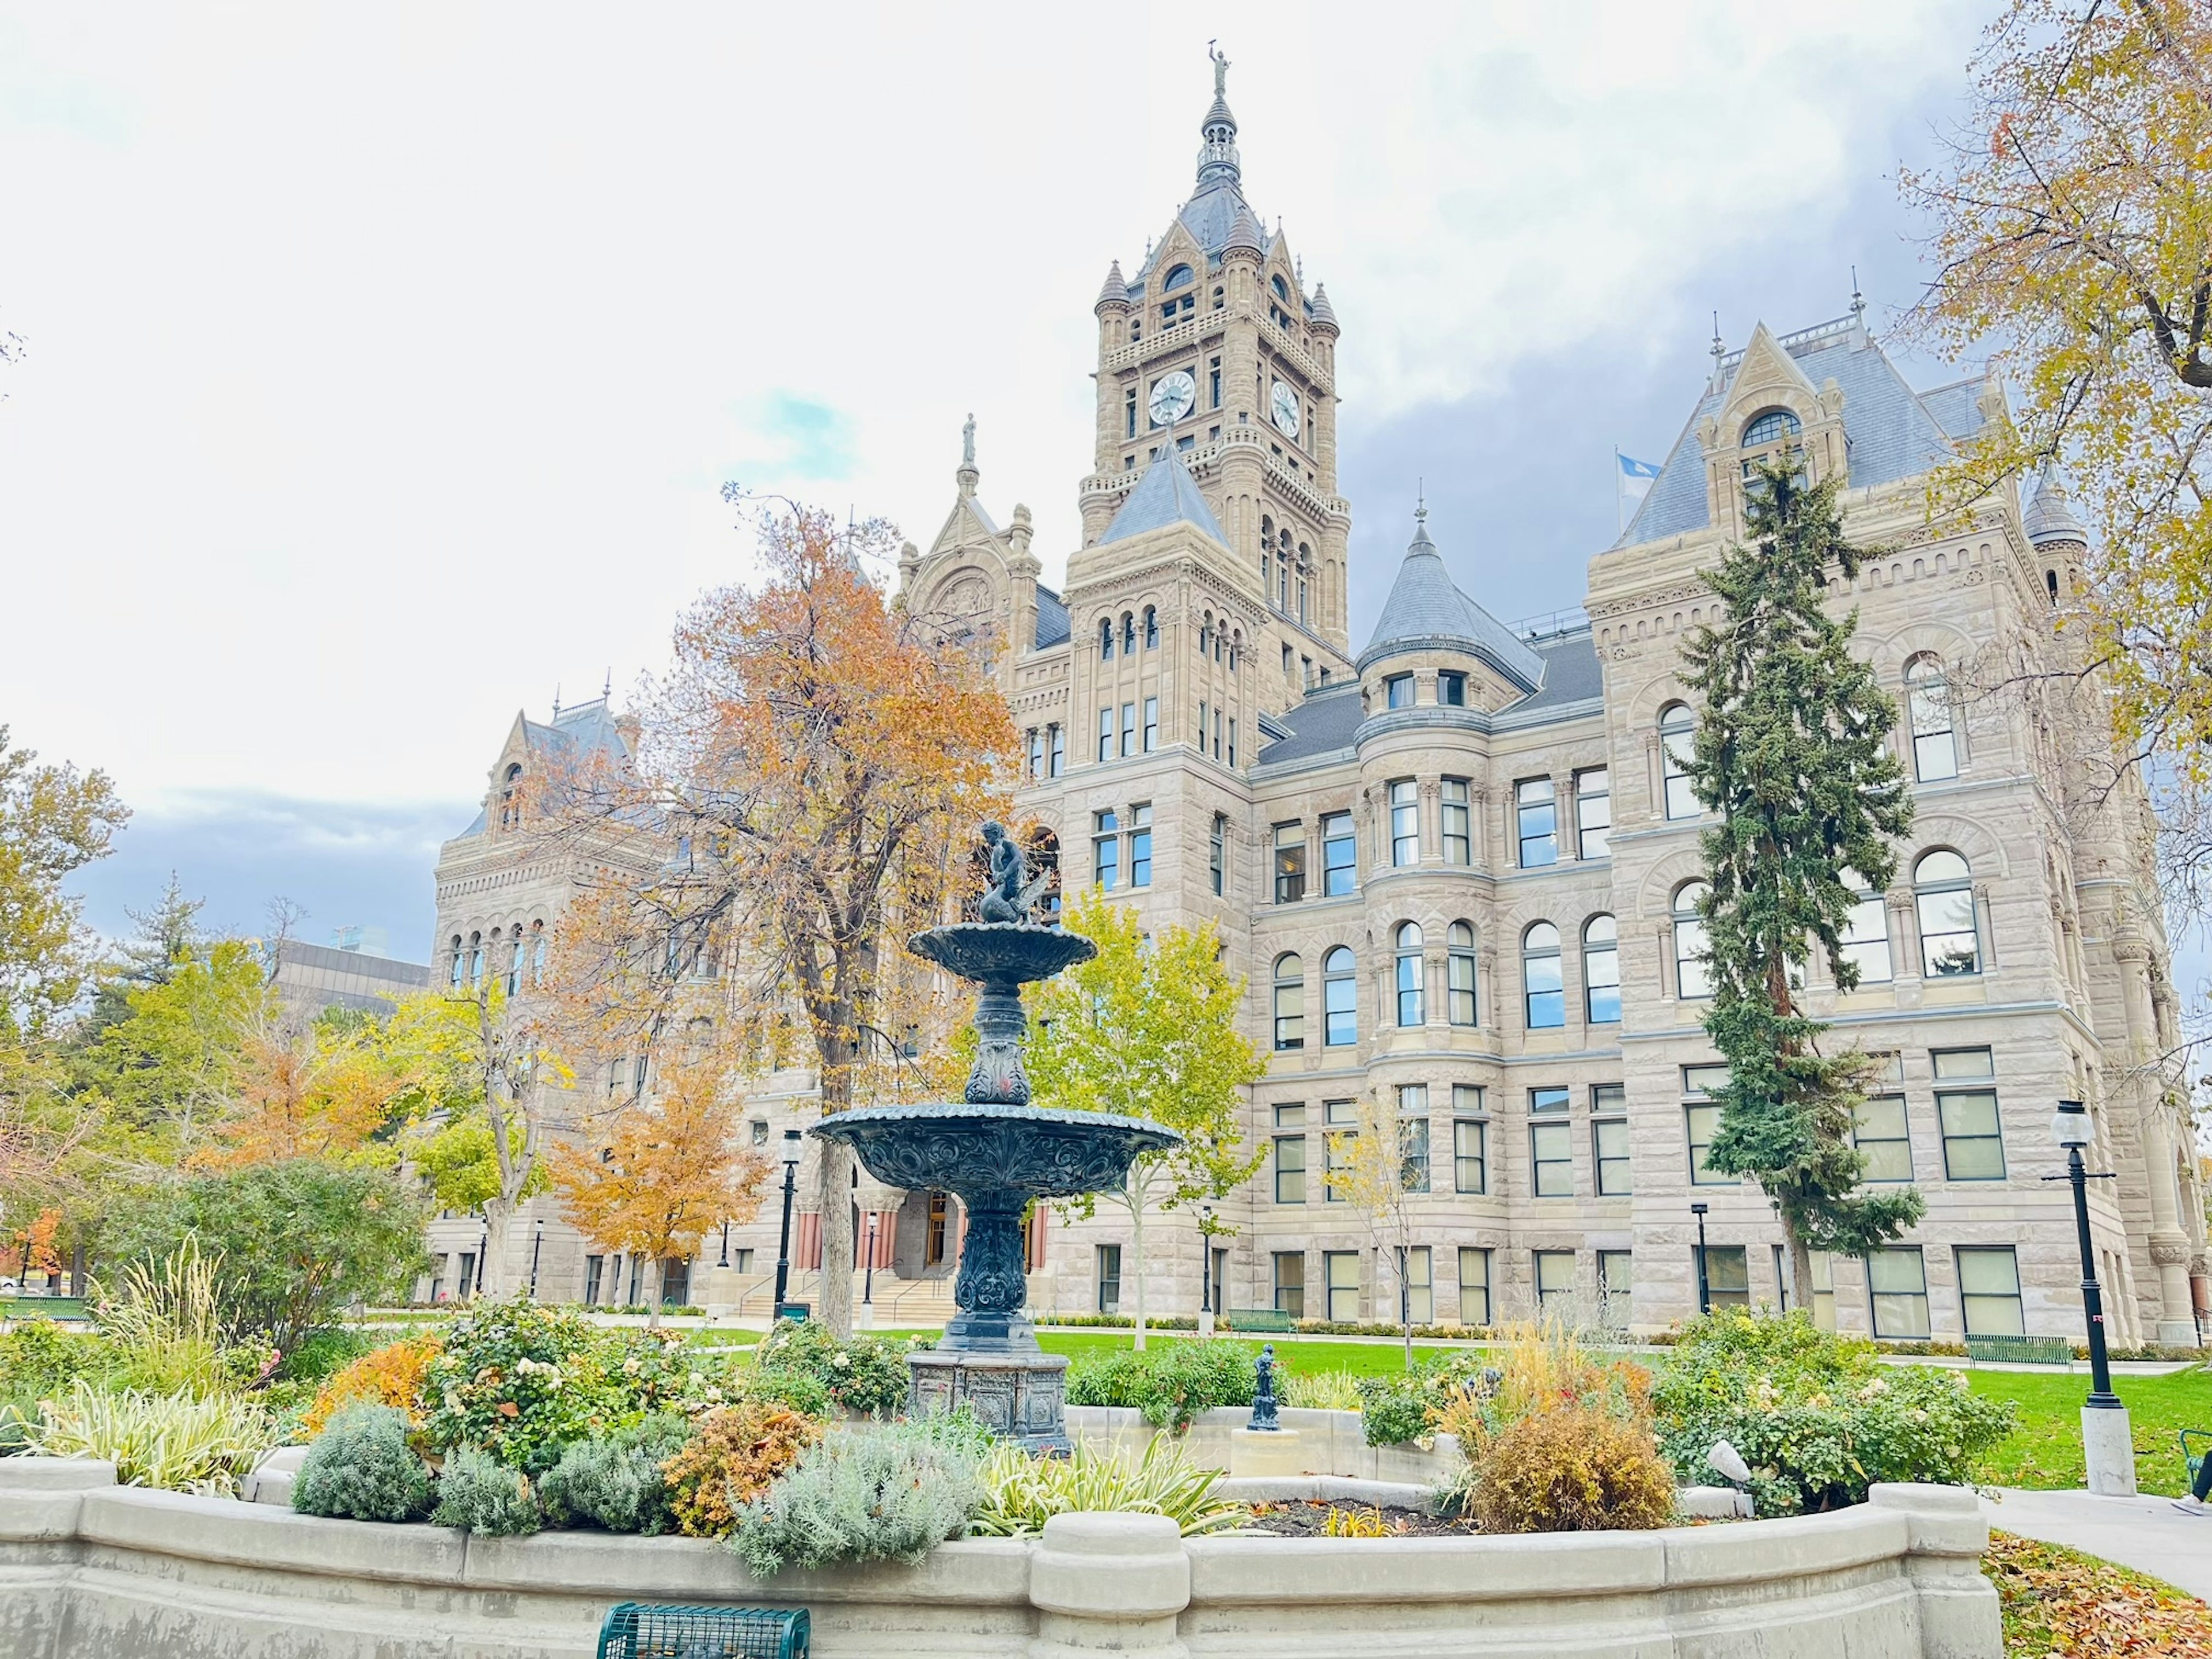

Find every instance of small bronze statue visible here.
[1247,1342,1281,1431]
[978,821,1052,924]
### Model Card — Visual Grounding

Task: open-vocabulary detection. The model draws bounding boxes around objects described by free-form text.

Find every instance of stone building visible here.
[430,56,2205,1344]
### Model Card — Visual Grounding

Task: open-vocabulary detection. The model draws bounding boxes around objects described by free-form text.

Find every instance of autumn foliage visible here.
[302,1334,442,1437]
[660,1400,821,1537]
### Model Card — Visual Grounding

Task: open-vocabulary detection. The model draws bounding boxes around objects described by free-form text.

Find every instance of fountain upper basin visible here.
[812,1102,1177,1199]
[908,923,1096,987]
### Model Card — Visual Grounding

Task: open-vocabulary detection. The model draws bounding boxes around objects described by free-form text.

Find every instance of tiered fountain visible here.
[813,823,1177,1452]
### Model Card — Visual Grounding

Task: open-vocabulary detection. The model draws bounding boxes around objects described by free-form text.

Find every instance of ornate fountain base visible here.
[909,1347,1071,1453]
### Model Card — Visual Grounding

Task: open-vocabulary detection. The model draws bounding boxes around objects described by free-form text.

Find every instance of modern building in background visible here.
[264,931,430,1014]
[430,59,2206,1343]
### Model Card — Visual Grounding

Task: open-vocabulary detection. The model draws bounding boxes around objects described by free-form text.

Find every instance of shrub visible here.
[1,1322,109,1448]
[752,1320,916,1418]
[969,1437,1244,1537]
[1649,1309,2016,1515]
[662,1402,822,1538]
[278,1327,374,1385]
[431,1446,543,1535]
[1063,1340,1256,1431]
[539,1413,694,1535]
[303,1334,442,1437]
[422,1300,627,1475]
[32,1378,278,1495]
[729,1418,986,1576]
[292,1403,433,1521]
[1279,1367,1362,1411]
[94,1240,274,1396]
[1356,1351,1497,1446]
[1471,1403,1675,1534]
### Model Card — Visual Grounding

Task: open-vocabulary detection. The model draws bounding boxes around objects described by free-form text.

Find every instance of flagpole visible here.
[1614,448,1625,536]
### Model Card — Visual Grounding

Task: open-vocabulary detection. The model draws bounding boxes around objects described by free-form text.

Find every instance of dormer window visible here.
[498,763,524,831]
[1163,263,1194,292]
[1272,274,1290,301]
[1741,408,1801,448]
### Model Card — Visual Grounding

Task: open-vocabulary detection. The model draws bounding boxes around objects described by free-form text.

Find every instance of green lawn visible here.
[1965,1366,2212,1497]
[1035,1329,1469,1378]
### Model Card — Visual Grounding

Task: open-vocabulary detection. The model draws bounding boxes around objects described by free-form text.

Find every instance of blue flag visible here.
[1616,450,1661,532]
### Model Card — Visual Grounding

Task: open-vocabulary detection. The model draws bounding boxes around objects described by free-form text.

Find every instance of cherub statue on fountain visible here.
[977,821,1053,924]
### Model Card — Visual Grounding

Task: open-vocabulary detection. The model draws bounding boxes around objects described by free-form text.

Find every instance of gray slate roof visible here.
[1034,584,1071,649]
[1620,321,1989,547]
[1510,630,1604,715]
[1099,448,1228,546]
[1359,510,1546,691]
[458,699,631,837]
[2023,471,2088,546]
[1255,683,1365,766]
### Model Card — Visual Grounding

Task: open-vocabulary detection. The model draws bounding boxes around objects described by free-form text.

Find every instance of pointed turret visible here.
[2024,467,2088,548]
[1223,203,1264,260]
[1094,259,1130,315]
[1310,282,1339,335]
[1099,448,1228,547]
[1359,505,1543,693]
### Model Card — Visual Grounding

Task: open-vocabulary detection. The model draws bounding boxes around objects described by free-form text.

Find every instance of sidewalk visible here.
[1982,1487,2212,1601]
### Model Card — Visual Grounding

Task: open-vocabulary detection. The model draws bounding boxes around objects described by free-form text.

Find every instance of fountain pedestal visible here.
[811,897,1178,1455]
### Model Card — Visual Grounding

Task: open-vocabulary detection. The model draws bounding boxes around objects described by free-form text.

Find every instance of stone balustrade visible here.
[0,1453,2001,1658]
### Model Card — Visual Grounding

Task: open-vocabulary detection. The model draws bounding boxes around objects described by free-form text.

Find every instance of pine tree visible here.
[1681,456,1924,1313]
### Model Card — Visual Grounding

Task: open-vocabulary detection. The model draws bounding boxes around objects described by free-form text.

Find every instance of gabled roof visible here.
[1098,448,1228,546]
[1034,584,1071,649]
[521,698,630,764]
[1255,682,1363,767]
[1618,317,1989,547]
[1359,509,1545,692]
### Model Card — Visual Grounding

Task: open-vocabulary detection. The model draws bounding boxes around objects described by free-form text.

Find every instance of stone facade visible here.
[428,59,2205,1346]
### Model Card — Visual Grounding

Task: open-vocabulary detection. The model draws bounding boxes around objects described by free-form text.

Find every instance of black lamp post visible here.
[476,1215,491,1300]
[527,1217,544,1300]
[862,1211,878,1311]
[772,1129,803,1320]
[2047,1099,2134,1492]
[1200,1205,1214,1323]
[1691,1202,1711,1316]
[717,1218,731,1270]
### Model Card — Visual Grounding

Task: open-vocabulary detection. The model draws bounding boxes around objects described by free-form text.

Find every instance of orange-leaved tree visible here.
[543,1055,771,1326]
[195,1008,431,1171]
[541,499,1014,1338]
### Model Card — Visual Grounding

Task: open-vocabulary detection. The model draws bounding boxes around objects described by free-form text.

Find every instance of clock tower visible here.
[1078,47,1352,692]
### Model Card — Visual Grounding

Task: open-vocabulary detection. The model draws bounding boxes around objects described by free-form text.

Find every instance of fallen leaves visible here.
[1987,1529,2212,1657]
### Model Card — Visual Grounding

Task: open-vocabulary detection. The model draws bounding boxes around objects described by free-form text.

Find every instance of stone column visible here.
[1029,1513,1191,1659]
[1865,1484,2003,1659]
[2114,933,2195,1341]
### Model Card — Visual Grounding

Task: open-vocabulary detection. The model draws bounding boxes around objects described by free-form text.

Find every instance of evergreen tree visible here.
[1681,456,1923,1312]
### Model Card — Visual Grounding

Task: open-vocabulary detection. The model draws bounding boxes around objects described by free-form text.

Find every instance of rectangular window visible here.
[1517,777,1557,868]
[927,1193,950,1265]
[1228,718,1237,767]
[1027,728,1043,781]
[1272,1251,1304,1317]
[1933,1046,1994,1080]
[1321,812,1356,895]
[1096,1244,1122,1315]
[1273,1104,1306,1204]
[1097,707,1113,763]
[1209,356,1222,408]
[1093,809,1119,891]
[1594,1113,1631,1196]
[1775,1244,1838,1330]
[1128,804,1153,888]
[1703,1245,1750,1310]
[1457,1247,1492,1326]
[1531,1084,1570,1112]
[1853,1094,1914,1181]
[1683,1065,1733,1186]
[733,1248,755,1275]
[1957,1245,2025,1336]
[1439,671,1466,707]
[1575,767,1611,858]
[583,1254,604,1305]
[1120,701,1137,757]
[1598,1251,1633,1326]
[1389,779,1419,866]
[1938,1088,2006,1180]
[1533,1249,1577,1314]
[1400,1245,1434,1325]
[1398,1092,1431,1194]
[1531,1111,1573,1199]
[1197,699,1208,749]
[1142,696,1158,753]
[1840,886,1893,983]
[1324,1249,1361,1322]
[1321,1098,1356,1202]
[1453,1118,1487,1194]
[1868,1247,1931,1338]
[1048,724,1065,777]
[1274,822,1307,903]
[1385,673,1414,709]
[1209,815,1226,896]
[1441,779,1471,865]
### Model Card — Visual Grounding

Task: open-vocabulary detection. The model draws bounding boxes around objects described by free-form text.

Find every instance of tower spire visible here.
[1198,43,1240,188]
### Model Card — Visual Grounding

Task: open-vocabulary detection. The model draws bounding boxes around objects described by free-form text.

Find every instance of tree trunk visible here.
[645,1257,664,1330]
[1130,1187,1148,1352]
[813,1138,855,1336]
[1399,1243,1414,1371]
[1783,1224,1816,1319]
[479,1199,512,1298]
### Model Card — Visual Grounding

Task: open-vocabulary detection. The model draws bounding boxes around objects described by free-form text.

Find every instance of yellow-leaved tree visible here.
[1321,1092,1425,1369]
[1026,889,1266,1350]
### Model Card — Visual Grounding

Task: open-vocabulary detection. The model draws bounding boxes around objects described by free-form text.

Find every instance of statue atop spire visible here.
[1197,42,1240,187]
[1210,39,1229,98]
[956,412,979,497]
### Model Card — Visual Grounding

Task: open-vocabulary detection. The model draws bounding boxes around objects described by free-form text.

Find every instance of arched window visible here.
[1522,923,1564,1029]
[1214,624,1225,663]
[1394,923,1425,1027]
[1741,408,1801,448]
[1272,273,1290,301]
[505,925,524,995]
[1099,618,1115,660]
[467,930,484,988]
[1672,882,1711,998]
[1162,263,1194,291]
[1199,613,1213,657]
[1143,606,1159,649]
[1121,612,1137,654]
[1272,955,1305,1051]
[1323,946,1357,1046]
[448,935,464,988]
[1905,655,1957,780]
[499,762,524,831]
[1447,921,1478,1027]
[1838,869,1891,984]
[1660,703,1699,819]
[1914,850,1980,976]
[1229,631,1241,673]
[1582,914,1620,1023]
[530,924,548,985]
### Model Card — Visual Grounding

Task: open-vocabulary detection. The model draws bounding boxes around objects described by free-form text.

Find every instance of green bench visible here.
[1224,1308,1295,1334]
[1,1296,89,1323]
[598,1602,808,1659]
[1964,1334,2073,1367]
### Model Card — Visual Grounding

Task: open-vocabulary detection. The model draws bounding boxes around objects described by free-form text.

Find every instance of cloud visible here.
[722,391,857,490]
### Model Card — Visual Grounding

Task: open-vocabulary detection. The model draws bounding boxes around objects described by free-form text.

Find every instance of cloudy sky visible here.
[4,1,2024,961]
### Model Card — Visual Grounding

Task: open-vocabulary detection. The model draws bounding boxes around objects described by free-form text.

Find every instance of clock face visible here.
[1148,370,1196,428]
[1271,380,1301,439]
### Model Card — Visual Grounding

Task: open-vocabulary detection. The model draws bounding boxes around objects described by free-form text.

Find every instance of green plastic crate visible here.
[596,1602,808,1659]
